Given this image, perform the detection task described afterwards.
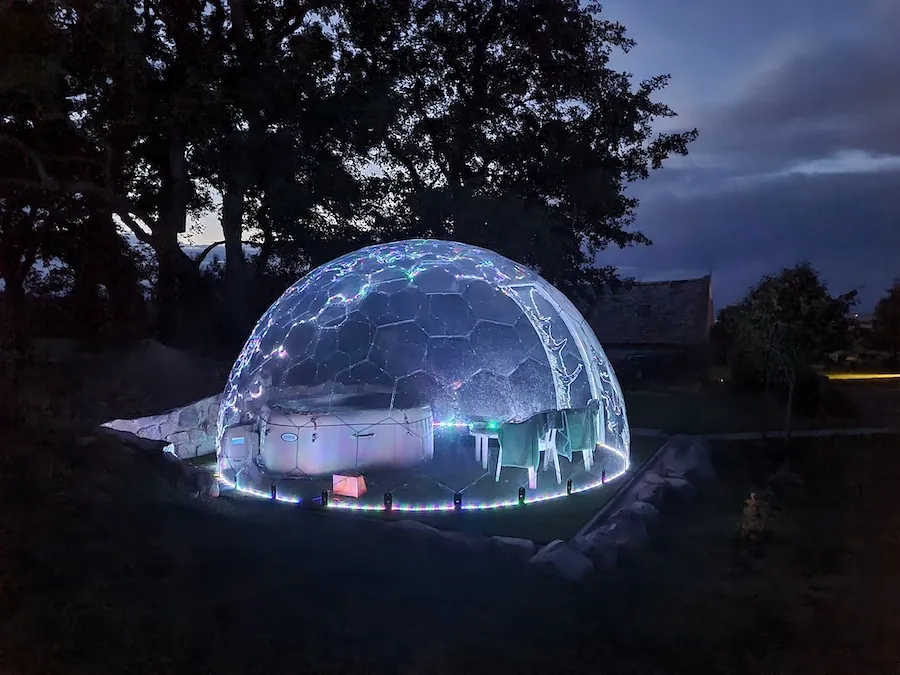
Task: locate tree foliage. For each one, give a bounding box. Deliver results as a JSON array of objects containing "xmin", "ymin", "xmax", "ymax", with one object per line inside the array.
[
  {"xmin": 872, "ymin": 280, "xmax": 900, "ymax": 361},
  {"xmin": 716, "ymin": 263, "xmax": 857, "ymax": 434},
  {"xmin": 358, "ymin": 0, "xmax": 696, "ymax": 297},
  {"xmin": 0, "ymin": 0, "xmax": 695, "ymax": 348}
]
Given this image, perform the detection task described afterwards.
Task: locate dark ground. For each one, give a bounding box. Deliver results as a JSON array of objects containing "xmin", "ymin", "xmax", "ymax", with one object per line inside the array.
[
  {"xmin": 3, "ymin": 343, "xmax": 900, "ymax": 674},
  {"xmin": 3, "ymin": 426, "xmax": 900, "ymax": 673}
]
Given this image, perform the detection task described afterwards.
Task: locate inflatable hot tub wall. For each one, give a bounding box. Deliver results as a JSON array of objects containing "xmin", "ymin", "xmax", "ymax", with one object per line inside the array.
[{"xmin": 217, "ymin": 239, "xmax": 629, "ymax": 497}]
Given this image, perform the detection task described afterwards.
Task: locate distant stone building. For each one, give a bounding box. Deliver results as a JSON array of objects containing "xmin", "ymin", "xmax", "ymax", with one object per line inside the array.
[{"xmin": 585, "ymin": 276, "xmax": 715, "ymax": 383}]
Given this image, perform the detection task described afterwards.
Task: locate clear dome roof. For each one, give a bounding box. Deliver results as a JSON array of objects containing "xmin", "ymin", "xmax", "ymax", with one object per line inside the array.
[{"xmin": 217, "ymin": 239, "xmax": 629, "ymax": 508}]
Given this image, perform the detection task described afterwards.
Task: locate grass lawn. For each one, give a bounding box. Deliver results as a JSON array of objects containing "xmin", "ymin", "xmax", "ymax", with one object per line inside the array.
[
  {"xmin": 220, "ymin": 434, "xmax": 664, "ymax": 544},
  {"xmin": 372, "ymin": 434, "xmax": 664, "ymax": 543},
  {"xmin": 590, "ymin": 432, "xmax": 900, "ymax": 674},
  {"xmin": 7, "ymin": 343, "xmax": 900, "ymax": 673},
  {"xmin": 4, "ymin": 417, "xmax": 900, "ymax": 673}
]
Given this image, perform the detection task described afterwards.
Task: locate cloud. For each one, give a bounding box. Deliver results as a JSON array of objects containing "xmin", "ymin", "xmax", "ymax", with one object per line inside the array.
[
  {"xmin": 692, "ymin": 9, "xmax": 900, "ymax": 173},
  {"xmin": 606, "ymin": 2, "xmax": 900, "ymax": 310},
  {"xmin": 608, "ymin": 167, "xmax": 900, "ymax": 310}
]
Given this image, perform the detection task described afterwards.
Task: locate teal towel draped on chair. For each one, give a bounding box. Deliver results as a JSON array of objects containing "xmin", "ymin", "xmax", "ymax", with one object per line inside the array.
[
  {"xmin": 497, "ymin": 415, "xmax": 543, "ymax": 470},
  {"xmin": 561, "ymin": 400, "xmax": 600, "ymax": 455}
]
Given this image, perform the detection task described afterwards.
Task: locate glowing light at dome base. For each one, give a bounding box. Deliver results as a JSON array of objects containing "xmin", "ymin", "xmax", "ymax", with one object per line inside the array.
[{"xmin": 216, "ymin": 445, "xmax": 629, "ymax": 513}]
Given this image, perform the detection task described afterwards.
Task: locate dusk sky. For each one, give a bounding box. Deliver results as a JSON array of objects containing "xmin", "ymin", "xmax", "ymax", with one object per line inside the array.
[
  {"xmin": 191, "ymin": 0, "xmax": 899, "ymax": 312},
  {"xmin": 598, "ymin": 0, "xmax": 899, "ymax": 311}
]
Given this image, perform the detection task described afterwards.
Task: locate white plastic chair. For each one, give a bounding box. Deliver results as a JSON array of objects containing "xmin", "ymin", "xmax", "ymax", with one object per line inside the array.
[
  {"xmin": 565, "ymin": 405, "xmax": 599, "ymax": 471},
  {"xmin": 494, "ymin": 441, "xmax": 539, "ymax": 490},
  {"xmin": 539, "ymin": 427, "xmax": 562, "ymax": 484}
]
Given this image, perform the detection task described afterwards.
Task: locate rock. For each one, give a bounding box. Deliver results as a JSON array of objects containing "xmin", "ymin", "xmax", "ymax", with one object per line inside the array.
[
  {"xmin": 634, "ymin": 478, "xmax": 669, "ymax": 506},
  {"xmin": 528, "ymin": 540, "xmax": 594, "ymax": 582},
  {"xmin": 641, "ymin": 471, "xmax": 667, "ymax": 485},
  {"xmin": 177, "ymin": 405, "xmax": 200, "ymax": 428},
  {"xmin": 606, "ymin": 507, "xmax": 650, "ymax": 552},
  {"xmin": 663, "ymin": 476, "xmax": 697, "ymax": 500},
  {"xmin": 570, "ymin": 529, "xmax": 619, "ymax": 570},
  {"xmin": 627, "ymin": 500, "xmax": 659, "ymax": 526},
  {"xmin": 490, "ymin": 536, "xmax": 537, "ymax": 562},
  {"xmin": 158, "ymin": 420, "xmax": 180, "ymax": 439},
  {"xmin": 442, "ymin": 531, "xmax": 490, "ymax": 552},
  {"xmin": 658, "ymin": 436, "xmax": 716, "ymax": 485},
  {"xmin": 184, "ymin": 467, "xmax": 219, "ymax": 499}
]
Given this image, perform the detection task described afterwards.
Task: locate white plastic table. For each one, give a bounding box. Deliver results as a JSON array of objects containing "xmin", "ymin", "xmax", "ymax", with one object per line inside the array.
[{"xmin": 470, "ymin": 428, "xmax": 499, "ymax": 469}]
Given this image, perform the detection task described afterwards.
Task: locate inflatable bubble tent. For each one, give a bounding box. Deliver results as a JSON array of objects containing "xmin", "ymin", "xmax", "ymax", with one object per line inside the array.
[{"xmin": 217, "ymin": 239, "xmax": 629, "ymax": 510}]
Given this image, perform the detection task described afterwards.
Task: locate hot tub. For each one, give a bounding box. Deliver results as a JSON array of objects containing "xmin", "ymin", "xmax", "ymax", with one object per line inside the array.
[{"xmin": 260, "ymin": 405, "xmax": 434, "ymax": 477}]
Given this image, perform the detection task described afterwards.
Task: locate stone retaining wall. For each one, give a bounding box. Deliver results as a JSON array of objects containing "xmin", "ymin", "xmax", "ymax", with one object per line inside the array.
[
  {"xmin": 102, "ymin": 394, "xmax": 222, "ymax": 460},
  {"xmin": 526, "ymin": 435, "xmax": 716, "ymax": 582}
]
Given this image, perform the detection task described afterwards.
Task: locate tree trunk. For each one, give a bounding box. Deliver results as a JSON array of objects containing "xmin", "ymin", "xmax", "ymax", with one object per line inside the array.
[
  {"xmin": 69, "ymin": 258, "xmax": 102, "ymax": 342},
  {"xmin": 221, "ymin": 173, "xmax": 250, "ymax": 338},
  {"xmin": 94, "ymin": 214, "xmax": 148, "ymax": 342},
  {"xmin": 1, "ymin": 272, "xmax": 27, "ymax": 350},
  {"xmin": 253, "ymin": 196, "xmax": 274, "ymax": 287},
  {"xmin": 153, "ymin": 134, "xmax": 201, "ymax": 345},
  {"xmin": 0, "ymin": 203, "xmax": 38, "ymax": 350},
  {"xmin": 761, "ymin": 366, "xmax": 771, "ymax": 441},
  {"xmin": 784, "ymin": 375, "xmax": 795, "ymax": 444},
  {"xmin": 153, "ymin": 230, "xmax": 196, "ymax": 345}
]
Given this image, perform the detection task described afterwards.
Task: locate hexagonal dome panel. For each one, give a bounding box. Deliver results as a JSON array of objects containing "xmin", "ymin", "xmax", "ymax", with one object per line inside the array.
[{"xmin": 217, "ymin": 239, "xmax": 629, "ymax": 508}]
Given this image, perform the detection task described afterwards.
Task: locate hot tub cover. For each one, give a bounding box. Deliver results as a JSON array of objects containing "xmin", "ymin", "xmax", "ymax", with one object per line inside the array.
[{"xmin": 218, "ymin": 239, "xmax": 629, "ymax": 457}]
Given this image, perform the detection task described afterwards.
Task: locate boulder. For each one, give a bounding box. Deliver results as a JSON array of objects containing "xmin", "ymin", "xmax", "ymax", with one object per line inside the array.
[
  {"xmin": 627, "ymin": 500, "xmax": 659, "ymax": 526},
  {"xmin": 640, "ymin": 471, "xmax": 668, "ymax": 485},
  {"xmin": 527, "ymin": 540, "xmax": 594, "ymax": 582},
  {"xmin": 570, "ymin": 529, "xmax": 619, "ymax": 571},
  {"xmin": 606, "ymin": 507, "xmax": 650, "ymax": 552},
  {"xmin": 181, "ymin": 465, "xmax": 219, "ymax": 499},
  {"xmin": 657, "ymin": 436, "xmax": 716, "ymax": 485},
  {"xmin": 102, "ymin": 393, "xmax": 222, "ymax": 460},
  {"xmin": 441, "ymin": 530, "xmax": 491, "ymax": 553},
  {"xmin": 490, "ymin": 536, "xmax": 537, "ymax": 563},
  {"xmin": 663, "ymin": 476, "xmax": 697, "ymax": 500},
  {"xmin": 634, "ymin": 476, "xmax": 669, "ymax": 506}
]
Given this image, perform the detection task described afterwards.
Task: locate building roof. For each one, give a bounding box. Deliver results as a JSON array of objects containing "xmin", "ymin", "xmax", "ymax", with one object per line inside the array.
[{"xmin": 585, "ymin": 276, "xmax": 713, "ymax": 346}]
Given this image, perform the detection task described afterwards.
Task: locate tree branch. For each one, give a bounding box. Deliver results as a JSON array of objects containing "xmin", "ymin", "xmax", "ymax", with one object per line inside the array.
[
  {"xmin": 0, "ymin": 133, "xmax": 157, "ymax": 246},
  {"xmin": 191, "ymin": 239, "xmax": 259, "ymax": 270},
  {"xmin": 384, "ymin": 135, "xmax": 425, "ymax": 191},
  {"xmin": 0, "ymin": 133, "xmax": 53, "ymax": 184},
  {"xmin": 274, "ymin": 0, "xmax": 331, "ymax": 41}
]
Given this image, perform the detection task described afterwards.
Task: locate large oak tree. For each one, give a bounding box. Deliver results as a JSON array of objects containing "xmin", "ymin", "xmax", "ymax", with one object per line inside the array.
[{"xmin": 1, "ymin": 0, "xmax": 695, "ymax": 345}]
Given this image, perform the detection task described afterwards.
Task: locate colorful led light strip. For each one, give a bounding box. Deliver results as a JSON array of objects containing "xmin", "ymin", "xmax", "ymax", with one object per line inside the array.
[
  {"xmin": 217, "ymin": 446, "xmax": 629, "ymax": 512},
  {"xmin": 218, "ymin": 475, "xmax": 302, "ymax": 504}
]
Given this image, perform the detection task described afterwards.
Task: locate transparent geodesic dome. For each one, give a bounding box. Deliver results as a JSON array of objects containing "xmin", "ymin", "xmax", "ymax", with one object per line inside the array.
[{"xmin": 217, "ymin": 239, "xmax": 629, "ymax": 508}]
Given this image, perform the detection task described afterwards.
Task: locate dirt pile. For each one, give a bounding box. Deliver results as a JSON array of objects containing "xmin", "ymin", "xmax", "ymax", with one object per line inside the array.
[
  {"xmin": 0, "ymin": 339, "xmax": 231, "ymax": 433},
  {"xmin": 0, "ymin": 426, "xmax": 218, "ymax": 516},
  {"xmin": 85, "ymin": 339, "xmax": 230, "ymax": 420}
]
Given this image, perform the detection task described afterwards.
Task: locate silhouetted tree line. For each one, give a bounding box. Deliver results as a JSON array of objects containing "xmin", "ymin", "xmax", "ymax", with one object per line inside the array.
[
  {"xmin": 0, "ymin": 0, "xmax": 696, "ymax": 352},
  {"xmin": 872, "ymin": 280, "xmax": 900, "ymax": 366}
]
